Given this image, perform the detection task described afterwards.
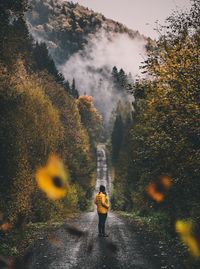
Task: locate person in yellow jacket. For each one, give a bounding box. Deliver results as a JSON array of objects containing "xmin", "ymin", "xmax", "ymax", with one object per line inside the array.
[{"xmin": 95, "ymin": 185, "xmax": 109, "ymax": 237}]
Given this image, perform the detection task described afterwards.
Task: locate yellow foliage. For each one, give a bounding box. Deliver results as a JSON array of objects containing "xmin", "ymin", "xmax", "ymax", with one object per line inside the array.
[
  {"xmin": 0, "ymin": 61, "xmax": 66, "ymax": 220},
  {"xmin": 0, "ymin": 59, "xmax": 96, "ymax": 220},
  {"xmin": 76, "ymin": 95, "xmax": 103, "ymax": 153}
]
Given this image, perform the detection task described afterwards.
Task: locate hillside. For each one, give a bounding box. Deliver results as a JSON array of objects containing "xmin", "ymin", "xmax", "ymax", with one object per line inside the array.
[{"xmin": 27, "ymin": 0, "xmax": 146, "ymax": 65}]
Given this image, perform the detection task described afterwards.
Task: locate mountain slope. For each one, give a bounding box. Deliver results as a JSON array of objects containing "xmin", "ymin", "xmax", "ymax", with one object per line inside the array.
[{"xmin": 27, "ymin": 0, "xmax": 146, "ymax": 65}]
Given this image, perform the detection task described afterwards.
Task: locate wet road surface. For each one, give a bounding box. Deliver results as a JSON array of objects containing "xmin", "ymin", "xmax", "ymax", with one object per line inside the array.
[
  {"xmin": 30, "ymin": 145, "xmax": 185, "ymax": 269},
  {"xmin": 30, "ymin": 212, "xmax": 156, "ymax": 269},
  {"xmin": 30, "ymin": 211, "xmax": 185, "ymax": 269}
]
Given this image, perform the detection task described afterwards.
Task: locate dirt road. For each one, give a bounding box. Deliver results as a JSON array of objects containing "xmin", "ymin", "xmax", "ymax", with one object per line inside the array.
[
  {"xmin": 30, "ymin": 211, "xmax": 185, "ymax": 269},
  {"xmin": 30, "ymin": 145, "xmax": 184, "ymax": 269}
]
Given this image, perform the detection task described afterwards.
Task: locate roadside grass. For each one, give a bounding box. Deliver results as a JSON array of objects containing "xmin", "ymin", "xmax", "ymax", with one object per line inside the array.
[
  {"xmin": 119, "ymin": 211, "xmax": 172, "ymax": 239},
  {"xmin": 0, "ymin": 213, "xmax": 78, "ymax": 258},
  {"xmin": 118, "ymin": 211, "xmax": 200, "ymax": 269}
]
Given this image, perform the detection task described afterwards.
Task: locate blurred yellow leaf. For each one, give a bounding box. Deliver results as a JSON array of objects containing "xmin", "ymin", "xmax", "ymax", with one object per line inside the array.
[
  {"xmin": 176, "ymin": 220, "xmax": 200, "ymax": 258},
  {"xmin": 35, "ymin": 155, "xmax": 69, "ymax": 200}
]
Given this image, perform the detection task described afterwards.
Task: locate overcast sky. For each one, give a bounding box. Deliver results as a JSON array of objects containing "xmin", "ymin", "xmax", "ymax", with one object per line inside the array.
[{"xmin": 69, "ymin": 0, "xmax": 191, "ymax": 38}]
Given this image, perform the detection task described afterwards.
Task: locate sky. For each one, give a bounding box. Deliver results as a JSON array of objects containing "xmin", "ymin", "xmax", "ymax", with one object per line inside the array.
[{"xmin": 69, "ymin": 0, "xmax": 191, "ymax": 39}]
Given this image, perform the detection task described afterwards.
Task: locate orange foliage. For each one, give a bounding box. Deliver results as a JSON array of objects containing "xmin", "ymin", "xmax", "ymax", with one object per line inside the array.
[
  {"xmin": 76, "ymin": 95, "xmax": 100, "ymax": 117},
  {"xmin": 76, "ymin": 95, "xmax": 102, "ymax": 150},
  {"xmin": 0, "ymin": 222, "xmax": 12, "ymax": 233}
]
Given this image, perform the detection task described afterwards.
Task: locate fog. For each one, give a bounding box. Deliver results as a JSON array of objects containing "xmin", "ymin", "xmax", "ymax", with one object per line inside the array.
[{"xmin": 59, "ymin": 29, "xmax": 146, "ymax": 122}]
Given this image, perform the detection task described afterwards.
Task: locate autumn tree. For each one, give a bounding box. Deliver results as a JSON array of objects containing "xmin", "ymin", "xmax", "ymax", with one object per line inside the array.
[
  {"xmin": 0, "ymin": 61, "xmax": 64, "ymax": 221},
  {"xmin": 111, "ymin": 0, "xmax": 200, "ymax": 226},
  {"xmin": 76, "ymin": 95, "xmax": 103, "ymax": 153}
]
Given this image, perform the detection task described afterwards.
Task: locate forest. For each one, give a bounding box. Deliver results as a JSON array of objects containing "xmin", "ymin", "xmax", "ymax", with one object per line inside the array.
[
  {"xmin": 0, "ymin": 0, "xmax": 199, "ymax": 268},
  {"xmin": 111, "ymin": 0, "xmax": 200, "ymax": 263},
  {"xmin": 27, "ymin": 0, "xmax": 144, "ymax": 64},
  {"xmin": 0, "ymin": 0, "xmax": 103, "ymax": 230}
]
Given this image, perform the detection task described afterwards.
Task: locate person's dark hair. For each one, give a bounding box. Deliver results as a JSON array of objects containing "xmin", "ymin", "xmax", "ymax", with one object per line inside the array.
[{"xmin": 99, "ymin": 185, "xmax": 105, "ymax": 192}]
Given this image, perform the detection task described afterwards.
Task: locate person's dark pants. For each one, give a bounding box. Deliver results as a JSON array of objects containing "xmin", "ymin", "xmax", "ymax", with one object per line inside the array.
[{"xmin": 98, "ymin": 213, "xmax": 107, "ymax": 235}]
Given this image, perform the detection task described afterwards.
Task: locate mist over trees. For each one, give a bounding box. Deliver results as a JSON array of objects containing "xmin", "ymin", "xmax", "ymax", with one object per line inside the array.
[
  {"xmin": 26, "ymin": 0, "xmax": 146, "ymax": 126},
  {"xmin": 27, "ymin": 0, "xmax": 143, "ymax": 65},
  {"xmin": 0, "ymin": 0, "xmax": 138, "ymax": 230}
]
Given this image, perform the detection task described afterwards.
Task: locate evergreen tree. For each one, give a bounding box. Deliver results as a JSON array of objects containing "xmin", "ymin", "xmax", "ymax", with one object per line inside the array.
[
  {"xmin": 71, "ymin": 78, "xmax": 79, "ymax": 99},
  {"xmin": 32, "ymin": 42, "xmax": 73, "ymax": 96},
  {"xmin": 111, "ymin": 114, "xmax": 124, "ymax": 164},
  {"xmin": 111, "ymin": 66, "xmax": 130, "ymax": 93},
  {"xmin": 112, "ymin": 66, "xmax": 118, "ymax": 79},
  {"xmin": 64, "ymin": 80, "xmax": 70, "ymax": 91},
  {"xmin": 127, "ymin": 72, "xmax": 134, "ymax": 84},
  {"xmin": 0, "ymin": 0, "xmax": 29, "ymax": 64},
  {"xmin": 33, "ymin": 42, "xmax": 58, "ymax": 76},
  {"xmin": 118, "ymin": 68, "xmax": 128, "ymax": 90}
]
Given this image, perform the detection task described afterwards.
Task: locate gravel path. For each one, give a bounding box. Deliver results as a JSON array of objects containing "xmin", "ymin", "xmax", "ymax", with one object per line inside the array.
[
  {"xmin": 30, "ymin": 211, "xmax": 155, "ymax": 269},
  {"xmin": 30, "ymin": 210, "xmax": 186, "ymax": 269}
]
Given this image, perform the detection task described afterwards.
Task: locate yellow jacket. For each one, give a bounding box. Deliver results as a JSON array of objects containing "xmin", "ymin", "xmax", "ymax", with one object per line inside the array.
[{"xmin": 95, "ymin": 192, "xmax": 109, "ymax": 214}]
